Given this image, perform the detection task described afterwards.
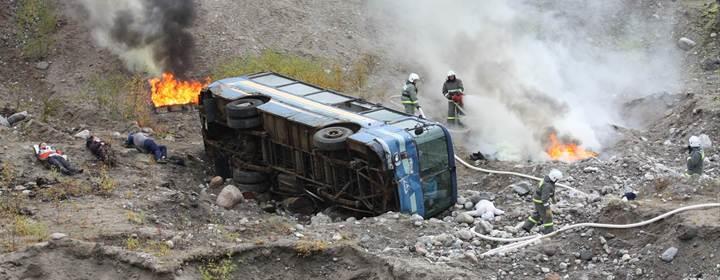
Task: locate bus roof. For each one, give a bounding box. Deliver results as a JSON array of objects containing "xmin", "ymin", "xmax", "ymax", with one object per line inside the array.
[{"xmin": 209, "ymin": 72, "xmax": 434, "ymax": 131}]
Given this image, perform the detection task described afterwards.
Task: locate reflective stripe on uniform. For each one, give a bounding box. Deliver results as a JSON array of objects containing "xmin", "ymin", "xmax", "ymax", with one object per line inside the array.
[
  {"xmin": 527, "ymin": 216, "xmax": 538, "ymax": 224},
  {"xmin": 401, "ymin": 101, "xmax": 418, "ymax": 104},
  {"xmin": 542, "ymin": 222, "xmax": 554, "ymax": 227},
  {"xmin": 447, "ymin": 117, "xmax": 458, "ymax": 120},
  {"xmin": 533, "ymin": 198, "xmax": 544, "ymax": 204}
]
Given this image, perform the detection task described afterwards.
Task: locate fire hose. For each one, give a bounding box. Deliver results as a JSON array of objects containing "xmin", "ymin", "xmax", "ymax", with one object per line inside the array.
[{"xmin": 471, "ymin": 203, "xmax": 720, "ymax": 256}]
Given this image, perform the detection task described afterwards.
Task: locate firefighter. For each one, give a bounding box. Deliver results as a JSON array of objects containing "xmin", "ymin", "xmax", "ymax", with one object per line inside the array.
[
  {"xmin": 401, "ymin": 73, "xmax": 421, "ymax": 115},
  {"xmin": 442, "ymin": 70, "xmax": 464, "ymax": 126},
  {"xmin": 686, "ymin": 135, "xmax": 704, "ymax": 176},
  {"xmin": 522, "ymin": 169, "xmax": 562, "ymax": 234}
]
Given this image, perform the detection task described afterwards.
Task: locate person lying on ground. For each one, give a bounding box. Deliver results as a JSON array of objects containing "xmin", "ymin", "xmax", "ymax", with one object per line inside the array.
[
  {"xmin": 0, "ymin": 107, "xmax": 29, "ymax": 127},
  {"xmin": 124, "ymin": 132, "xmax": 168, "ymax": 163},
  {"xmin": 86, "ymin": 135, "xmax": 115, "ymax": 166},
  {"xmin": 35, "ymin": 142, "xmax": 83, "ymax": 175}
]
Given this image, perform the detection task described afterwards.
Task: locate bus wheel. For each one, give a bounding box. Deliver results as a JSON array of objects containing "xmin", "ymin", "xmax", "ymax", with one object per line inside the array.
[
  {"xmin": 234, "ymin": 170, "xmax": 268, "ymax": 184},
  {"xmin": 313, "ymin": 126, "xmax": 353, "ymax": 151},
  {"xmin": 226, "ymin": 98, "xmax": 264, "ymax": 119},
  {"xmin": 227, "ymin": 116, "xmax": 261, "ymax": 129}
]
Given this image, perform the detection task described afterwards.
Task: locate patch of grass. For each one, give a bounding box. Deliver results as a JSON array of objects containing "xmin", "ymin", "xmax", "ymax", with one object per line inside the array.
[
  {"xmin": 12, "ymin": 215, "xmax": 48, "ymax": 242},
  {"xmin": 294, "ymin": 240, "xmax": 328, "ymax": 257},
  {"xmin": 16, "ymin": 0, "xmax": 57, "ymax": 60},
  {"xmin": 211, "ymin": 50, "xmax": 374, "ymax": 93},
  {"xmin": 126, "ymin": 237, "xmax": 140, "ymax": 251},
  {"xmin": 39, "ymin": 94, "xmax": 60, "ymax": 123},
  {"xmin": 1, "ymin": 161, "xmax": 16, "ymax": 187},
  {"xmin": 97, "ymin": 167, "xmax": 116, "ymax": 196},
  {"xmin": 83, "ymin": 73, "xmax": 154, "ymax": 127},
  {"xmin": 127, "ymin": 210, "xmax": 145, "ymax": 225},
  {"xmin": 199, "ymin": 255, "xmax": 236, "ymax": 280}
]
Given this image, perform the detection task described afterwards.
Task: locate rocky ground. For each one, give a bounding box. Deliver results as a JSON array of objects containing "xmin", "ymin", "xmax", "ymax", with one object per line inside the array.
[{"xmin": 1, "ymin": 0, "xmax": 720, "ymax": 279}]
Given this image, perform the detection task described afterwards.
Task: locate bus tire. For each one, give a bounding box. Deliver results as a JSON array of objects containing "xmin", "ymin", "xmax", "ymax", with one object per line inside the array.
[
  {"xmin": 236, "ymin": 183, "xmax": 269, "ymax": 193},
  {"xmin": 313, "ymin": 126, "xmax": 353, "ymax": 151},
  {"xmin": 203, "ymin": 96, "xmax": 218, "ymax": 123},
  {"xmin": 213, "ymin": 153, "xmax": 232, "ymax": 179},
  {"xmin": 226, "ymin": 98, "xmax": 264, "ymax": 119},
  {"xmin": 227, "ymin": 116, "xmax": 261, "ymax": 129},
  {"xmin": 234, "ymin": 170, "xmax": 267, "ymax": 184}
]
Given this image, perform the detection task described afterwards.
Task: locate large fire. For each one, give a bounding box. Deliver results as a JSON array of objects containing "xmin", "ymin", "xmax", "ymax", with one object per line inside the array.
[
  {"xmin": 545, "ymin": 133, "xmax": 598, "ymax": 162},
  {"xmin": 149, "ymin": 72, "xmax": 210, "ymax": 107}
]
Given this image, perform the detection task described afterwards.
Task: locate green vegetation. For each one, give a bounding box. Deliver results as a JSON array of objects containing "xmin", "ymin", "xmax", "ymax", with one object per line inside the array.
[
  {"xmin": 126, "ymin": 210, "xmax": 145, "ymax": 225},
  {"xmin": 212, "ymin": 50, "xmax": 374, "ymax": 94},
  {"xmin": 83, "ymin": 73, "xmax": 153, "ymax": 127},
  {"xmin": 98, "ymin": 167, "xmax": 117, "ymax": 196},
  {"xmin": 199, "ymin": 255, "xmax": 236, "ymax": 280},
  {"xmin": 16, "ymin": 0, "xmax": 57, "ymax": 60},
  {"xmin": 294, "ymin": 239, "xmax": 329, "ymax": 257}
]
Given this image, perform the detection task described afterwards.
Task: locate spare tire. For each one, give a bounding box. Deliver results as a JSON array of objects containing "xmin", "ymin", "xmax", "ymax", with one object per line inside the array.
[
  {"xmin": 313, "ymin": 126, "xmax": 353, "ymax": 151},
  {"xmin": 226, "ymin": 98, "xmax": 264, "ymax": 119},
  {"xmin": 234, "ymin": 170, "xmax": 268, "ymax": 184},
  {"xmin": 227, "ymin": 116, "xmax": 261, "ymax": 129}
]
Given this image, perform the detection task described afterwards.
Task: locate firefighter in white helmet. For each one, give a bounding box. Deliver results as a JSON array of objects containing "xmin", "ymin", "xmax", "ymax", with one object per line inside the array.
[
  {"xmin": 442, "ymin": 70, "xmax": 464, "ymax": 126},
  {"xmin": 401, "ymin": 73, "xmax": 421, "ymax": 115},
  {"xmin": 522, "ymin": 169, "xmax": 562, "ymax": 234},
  {"xmin": 686, "ymin": 135, "xmax": 704, "ymax": 176}
]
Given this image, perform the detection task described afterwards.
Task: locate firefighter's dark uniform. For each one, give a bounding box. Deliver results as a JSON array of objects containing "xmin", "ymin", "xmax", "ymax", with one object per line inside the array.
[
  {"xmin": 442, "ymin": 78, "xmax": 464, "ymax": 126},
  {"xmin": 686, "ymin": 147, "xmax": 704, "ymax": 176},
  {"xmin": 522, "ymin": 176, "xmax": 556, "ymax": 234},
  {"xmin": 401, "ymin": 81, "xmax": 420, "ymax": 115}
]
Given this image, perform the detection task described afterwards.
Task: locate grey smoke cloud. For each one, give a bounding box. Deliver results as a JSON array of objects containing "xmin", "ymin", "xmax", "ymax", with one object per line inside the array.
[
  {"xmin": 370, "ymin": 0, "xmax": 681, "ymax": 161},
  {"xmin": 78, "ymin": 0, "xmax": 195, "ymax": 77}
]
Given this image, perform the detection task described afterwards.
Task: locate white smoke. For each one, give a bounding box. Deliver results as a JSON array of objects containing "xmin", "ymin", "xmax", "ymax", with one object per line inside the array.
[{"xmin": 369, "ymin": 0, "xmax": 681, "ymax": 161}]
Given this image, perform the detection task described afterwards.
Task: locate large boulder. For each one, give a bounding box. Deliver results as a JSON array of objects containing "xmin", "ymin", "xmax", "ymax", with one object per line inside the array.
[{"xmin": 216, "ymin": 185, "xmax": 244, "ymax": 209}]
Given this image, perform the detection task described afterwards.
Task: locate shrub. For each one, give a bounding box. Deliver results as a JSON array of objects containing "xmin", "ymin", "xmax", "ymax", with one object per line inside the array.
[
  {"xmin": 199, "ymin": 256, "xmax": 236, "ymax": 280},
  {"xmin": 16, "ymin": 0, "xmax": 57, "ymax": 60},
  {"xmin": 294, "ymin": 240, "xmax": 328, "ymax": 257}
]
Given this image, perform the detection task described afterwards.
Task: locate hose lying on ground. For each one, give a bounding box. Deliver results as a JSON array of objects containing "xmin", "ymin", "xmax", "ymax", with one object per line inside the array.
[
  {"xmin": 455, "ymin": 155, "xmax": 588, "ymax": 196},
  {"xmin": 470, "ymin": 203, "xmax": 720, "ymax": 256}
]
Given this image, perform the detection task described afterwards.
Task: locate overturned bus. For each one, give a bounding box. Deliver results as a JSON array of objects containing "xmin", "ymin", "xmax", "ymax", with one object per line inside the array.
[{"xmin": 199, "ymin": 72, "xmax": 457, "ymax": 217}]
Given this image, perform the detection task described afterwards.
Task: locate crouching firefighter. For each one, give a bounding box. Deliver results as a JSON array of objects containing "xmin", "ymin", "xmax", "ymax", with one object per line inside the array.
[
  {"xmin": 522, "ymin": 169, "xmax": 562, "ymax": 234},
  {"xmin": 401, "ymin": 73, "xmax": 421, "ymax": 116},
  {"xmin": 442, "ymin": 70, "xmax": 464, "ymax": 126},
  {"xmin": 686, "ymin": 135, "xmax": 704, "ymax": 176}
]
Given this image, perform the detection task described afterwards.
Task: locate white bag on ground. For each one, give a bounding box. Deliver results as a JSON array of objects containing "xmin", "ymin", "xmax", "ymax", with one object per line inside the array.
[{"xmin": 465, "ymin": 200, "xmax": 504, "ymax": 220}]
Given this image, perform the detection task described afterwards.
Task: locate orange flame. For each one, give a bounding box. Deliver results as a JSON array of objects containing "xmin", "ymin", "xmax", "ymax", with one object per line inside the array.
[
  {"xmin": 149, "ymin": 72, "xmax": 210, "ymax": 107},
  {"xmin": 546, "ymin": 133, "xmax": 598, "ymax": 162}
]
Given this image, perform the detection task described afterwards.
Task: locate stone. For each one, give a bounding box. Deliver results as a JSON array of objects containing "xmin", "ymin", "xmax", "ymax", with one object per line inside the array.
[
  {"xmin": 635, "ymin": 268, "xmax": 643, "ymax": 276},
  {"xmin": 410, "ymin": 214, "xmax": 424, "ymax": 222},
  {"xmin": 511, "ymin": 181, "xmax": 532, "ymax": 196},
  {"xmin": 433, "ymin": 233, "xmax": 454, "ymax": 247},
  {"xmin": 542, "ymin": 244, "xmax": 558, "ymax": 257},
  {"xmin": 215, "ymin": 185, "xmax": 244, "ymax": 209},
  {"xmin": 701, "ymin": 58, "xmax": 720, "ymax": 71},
  {"xmin": 476, "ymin": 219, "xmax": 493, "ymax": 234},
  {"xmin": 583, "ymin": 167, "xmax": 599, "ymax": 173},
  {"xmin": 14, "ymin": 185, "xmax": 26, "ymax": 191},
  {"xmin": 457, "ymin": 197, "xmax": 467, "ymax": 205},
  {"xmin": 311, "ymin": 213, "xmax": 332, "ymax": 225},
  {"xmin": 660, "ymin": 247, "xmax": 678, "ymax": 262},
  {"xmin": 678, "ymin": 37, "xmax": 696, "ymax": 51},
  {"xmin": 332, "ymin": 233, "xmax": 343, "ymax": 241},
  {"xmin": 141, "ymin": 127, "xmax": 155, "ymax": 134},
  {"xmin": 544, "ymin": 273, "xmax": 561, "ymax": 280},
  {"xmin": 464, "ymin": 201, "xmax": 474, "ymax": 210},
  {"xmin": 677, "ymin": 224, "xmax": 698, "ymax": 241},
  {"xmin": 165, "ymin": 240, "xmax": 174, "ymax": 249},
  {"xmin": 456, "ymin": 229, "xmax": 473, "ymax": 241},
  {"xmin": 209, "ymin": 176, "xmax": 224, "ymax": 188},
  {"xmin": 413, "ymin": 221, "xmax": 423, "ymax": 227},
  {"xmin": 464, "ymin": 251, "xmax": 478, "ymax": 263},
  {"xmin": 541, "ymin": 267, "xmax": 550, "ymax": 273},
  {"xmin": 454, "ymin": 213, "xmax": 475, "ymax": 224},
  {"xmin": 50, "ymin": 233, "xmax": 67, "ymax": 240},
  {"xmin": 74, "ymin": 129, "xmax": 91, "ymax": 139},
  {"xmin": 580, "ymin": 249, "xmax": 593, "ymax": 261},
  {"xmin": 559, "ymin": 262, "xmax": 568, "ymax": 270},
  {"xmin": 621, "ymin": 254, "xmax": 631, "ymax": 262},
  {"xmin": 35, "ymin": 61, "xmax": 50, "ymax": 70}
]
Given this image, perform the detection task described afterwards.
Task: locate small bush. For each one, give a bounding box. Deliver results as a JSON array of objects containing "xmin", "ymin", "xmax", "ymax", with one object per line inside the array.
[
  {"xmin": 16, "ymin": 0, "xmax": 57, "ymax": 60},
  {"xmin": 199, "ymin": 256, "xmax": 236, "ymax": 280},
  {"xmin": 13, "ymin": 216, "xmax": 48, "ymax": 242},
  {"xmin": 126, "ymin": 237, "xmax": 140, "ymax": 251},
  {"xmin": 1, "ymin": 161, "xmax": 16, "ymax": 187},
  {"xmin": 98, "ymin": 167, "xmax": 116, "ymax": 196},
  {"xmin": 127, "ymin": 210, "xmax": 145, "ymax": 225},
  {"xmin": 211, "ymin": 50, "xmax": 373, "ymax": 93},
  {"xmin": 294, "ymin": 240, "xmax": 328, "ymax": 257}
]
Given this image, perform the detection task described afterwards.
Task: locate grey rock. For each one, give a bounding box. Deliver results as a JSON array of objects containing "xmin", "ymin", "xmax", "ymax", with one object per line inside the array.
[
  {"xmin": 216, "ymin": 185, "xmax": 244, "ymax": 209},
  {"xmin": 50, "ymin": 232, "xmax": 67, "ymax": 240},
  {"xmin": 677, "ymin": 224, "xmax": 698, "ymax": 241},
  {"xmin": 511, "ymin": 181, "xmax": 532, "ymax": 196},
  {"xmin": 678, "ymin": 37, "xmax": 696, "ymax": 51},
  {"xmin": 464, "ymin": 201, "xmax": 474, "ymax": 210},
  {"xmin": 457, "ymin": 197, "xmax": 467, "ymax": 205},
  {"xmin": 0, "ymin": 116, "xmax": 9, "ymax": 127},
  {"xmin": 433, "ymin": 233, "xmax": 454, "ymax": 247},
  {"xmin": 456, "ymin": 229, "xmax": 473, "ymax": 241},
  {"xmin": 559, "ymin": 262, "xmax": 568, "ymax": 270},
  {"xmin": 209, "ymin": 176, "xmax": 224, "ymax": 188},
  {"xmin": 74, "ymin": 129, "xmax": 91, "ymax": 139},
  {"xmin": 542, "ymin": 244, "xmax": 558, "ymax": 257},
  {"xmin": 477, "ymin": 219, "xmax": 493, "ymax": 234},
  {"xmin": 410, "ymin": 214, "xmax": 424, "ymax": 222},
  {"xmin": 141, "ymin": 127, "xmax": 155, "ymax": 134},
  {"xmin": 635, "ymin": 268, "xmax": 643, "ymax": 276},
  {"xmin": 583, "ymin": 167, "xmax": 599, "ymax": 173},
  {"xmin": 311, "ymin": 213, "xmax": 332, "ymax": 225},
  {"xmin": 413, "ymin": 221, "xmax": 423, "ymax": 227},
  {"xmin": 701, "ymin": 58, "xmax": 720, "ymax": 71},
  {"xmin": 14, "ymin": 185, "xmax": 26, "ymax": 191},
  {"xmin": 660, "ymin": 247, "xmax": 678, "ymax": 262},
  {"xmin": 580, "ymin": 249, "xmax": 593, "ymax": 261},
  {"xmin": 454, "ymin": 213, "xmax": 475, "ymax": 224},
  {"xmin": 35, "ymin": 61, "xmax": 50, "ymax": 70}
]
